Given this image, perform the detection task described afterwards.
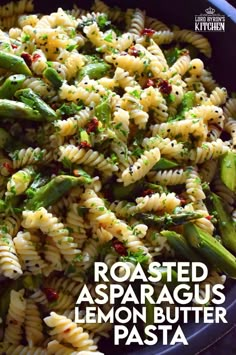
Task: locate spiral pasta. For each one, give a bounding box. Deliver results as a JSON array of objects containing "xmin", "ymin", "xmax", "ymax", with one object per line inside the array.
[
  {"xmin": 14, "ymin": 231, "xmax": 46, "ymax": 274},
  {"xmin": 4, "ymin": 289, "xmax": 26, "ymax": 345},
  {"xmin": 0, "ymin": 232, "xmax": 22, "ymax": 279},
  {"xmin": 174, "ymin": 29, "xmax": 212, "ymax": 57},
  {"xmin": 0, "ymin": 1, "xmax": 234, "ymax": 353},
  {"xmin": 22, "ymin": 207, "xmax": 81, "ymax": 263},
  {"xmin": 185, "ymin": 167, "xmax": 206, "ymax": 202},
  {"xmin": 10, "ymin": 147, "xmax": 52, "ymax": 169},
  {"xmin": 189, "ymin": 139, "xmax": 230, "ymax": 164},
  {"xmin": 120, "ymin": 147, "xmax": 160, "ymax": 186},
  {"xmin": 59, "ymin": 145, "xmax": 118, "ymax": 176},
  {"xmin": 136, "ymin": 192, "xmax": 181, "ymax": 213},
  {"xmin": 25, "ymin": 299, "xmax": 44, "ymax": 346},
  {"xmin": 148, "ymin": 169, "xmax": 186, "ymax": 185},
  {"xmin": 47, "ymin": 340, "xmax": 104, "ymax": 355},
  {"xmin": 44, "ymin": 312, "xmax": 98, "ymax": 351},
  {"xmin": 0, "ymin": 343, "xmax": 47, "ymax": 355}
]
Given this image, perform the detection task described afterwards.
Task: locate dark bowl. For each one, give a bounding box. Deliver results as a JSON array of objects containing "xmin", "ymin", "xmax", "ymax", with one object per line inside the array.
[{"xmin": 1, "ymin": 0, "xmax": 236, "ymax": 354}]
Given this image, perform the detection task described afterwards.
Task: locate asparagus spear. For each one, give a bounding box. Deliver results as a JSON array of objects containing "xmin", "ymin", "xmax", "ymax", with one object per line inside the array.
[
  {"xmin": 153, "ymin": 158, "xmax": 179, "ymax": 171},
  {"xmin": 25, "ymin": 175, "xmax": 92, "ymax": 210},
  {"xmin": 112, "ymin": 181, "xmax": 144, "ymax": 200},
  {"xmin": 177, "ymin": 91, "xmax": 195, "ymax": 117},
  {"xmin": 0, "ymin": 200, "xmax": 6, "ymax": 213},
  {"xmin": 164, "ymin": 47, "xmax": 181, "ymax": 66},
  {"xmin": 15, "ymin": 88, "xmax": 57, "ymax": 121},
  {"xmin": 211, "ymin": 192, "xmax": 236, "ymax": 253},
  {"xmin": 161, "ymin": 230, "xmax": 206, "ymax": 263},
  {"xmin": 0, "ymin": 99, "xmax": 44, "ymax": 121},
  {"xmin": 43, "ymin": 67, "xmax": 63, "ymax": 89},
  {"xmin": 220, "ymin": 151, "xmax": 236, "ymax": 192},
  {"xmin": 135, "ymin": 211, "xmax": 203, "ymax": 228},
  {"xmin": 0, "ymin": 74, "xmax": 25, "ymax": 99},
  {"xmin": 184, "ymin": 223, "xmax": 236, "ymax": 278},
  {"xmin": 77, "ymin": 62, "xmax": 110, "ymax": 81},
  {"xmin": 0, "ymin": 51, "xmax": 32, "ymax": 76},
  {"xmin": 95, "ymin": 97, "xmax": 111, "ymax": 126}
]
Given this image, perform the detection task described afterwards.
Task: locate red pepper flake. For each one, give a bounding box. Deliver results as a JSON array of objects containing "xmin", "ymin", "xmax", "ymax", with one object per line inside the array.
[
  {"xmin": 128, "ymin": 46, "xmax": 140, "ymax": 57},
  {"xmin": 180, "ymin": 49, "xmax": 189, "ymax": 56},
  {"xmin": 50, "ymin": 103, "xmax": 59, "ymax": 110},
  {"xmin": 3, "ymin": 162, "xmax": 13, "ymax": 174},
  {"xmin": 73, "ymin": 169, "xmax": 80, "ymax": 176},
  {"xmin": 21, "ymin": 52, "xmax": 32, "ymax": 67},
  {"xmin": 113, "ymin": 240, "xmax": 127, "ymax": 256},
  {"xmin": 32, "ymin": 53, "xmax": 41, "ymax": 62},
  {"xmin": 79, "ymin": 141, "xmax": 92, "ymax": 149},
  {"xmin": 86, "ymin": 117, "xmax": 99, "ymax": 133},
  {"xmin": 9, "ymin": 319, "xmax": 18, "ymax": 325},
  {"xmin": 206, "ymin": 215, "xmax": 213, "ymax": 220},
  {"xmin": 142, "ymin": 189, "xmax": 155, "ymax": 197},
  {"xmin": 42, "ymin": 288, "xmax": 59, "ymax": 302},
  {"xmin": 63, "ymin": 328, "xmax": 71, "ymax": 333},
  {"xmin": 179, "ymin": 198, "xmax": 187, "ymax": 205},
  {"xmin": 140, "ymin": 28, "xmax": 155, "ymax": 36},
  {"xmin": 144, "ymin": 79, "xmax": 155, "ymax": 88},
  {"xmin": 157, "ymin": 79, "xmax": 172, "ymax": 95},
  {"xmin": 11, "ymin": 44, "xmax": 18, "ymax": 49}
]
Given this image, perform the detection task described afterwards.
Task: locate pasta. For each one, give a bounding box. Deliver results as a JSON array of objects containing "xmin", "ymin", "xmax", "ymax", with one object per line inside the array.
[
  {"xmin": 44, "ymin": 312, "xmax": 98, "ymax": 351},
  {"xmin": 4, "ymin": 289, "xmax": 26, "ymax": 345},
  {"xmin": 0, "ymin": 1, "xmax": 234, "ymax": 354}
]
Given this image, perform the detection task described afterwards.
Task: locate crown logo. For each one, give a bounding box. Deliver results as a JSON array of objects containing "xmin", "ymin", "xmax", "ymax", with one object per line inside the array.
[{"xmin": 205, "ymin": 7, "xmax": 215, "ymax": 15}]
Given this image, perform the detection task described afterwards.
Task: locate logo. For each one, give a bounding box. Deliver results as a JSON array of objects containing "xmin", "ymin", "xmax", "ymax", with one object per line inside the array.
[
  {"xmin": 195, "ymin": 7, "xmax": 225, "ymax": 32},
  {"xmin": 205, "ymin": 7, "xmax": 215, "ymax": 15}
]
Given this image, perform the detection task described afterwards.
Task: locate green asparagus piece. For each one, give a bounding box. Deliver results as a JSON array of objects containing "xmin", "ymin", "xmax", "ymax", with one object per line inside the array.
[
  {"xmin": 0, "ymin": 199, "xmax": 6, "ymax": 213},
  {"xmin": 95, "ymin": 97, "xmax": 111, "ymax": 126},
  {"xmin": 144, "ymin": 183, "xmax": 168, "ymax": 194},
  {"xmin": 0, "ymin": 99, "xmax": 44, "ymax": 121},
  {"xmin": 43, "ymin": 67, "xmax": 63, "ymax": 89},
  {"xmin": 77, "ymin": 62, "xmax": 110, "ymax": 80},
  {"xmin": 0, "ymin": 51, "xmax": 32, "ymax": 76},
  {"xmin": 161, "ymin": 230, "xmax": 206, "ymax": 263},
  {"xmin": 112, "ymin": 181, "xmax": 144, "ymax": 200},
  {"xmin": 164, "ymin": 47, "xmax": 181, "ymax": 66},
  {"xmin": 25, "ymin": 175, "xmax": 92, "ymax": 210},
  {"xmin": 211, "ymin": 192, "xmax": 236, "ymax": 253},
  {"xmin": 220, "ymin": 151, "xmax": 236, "ymax": 192},
  {"xmin": 0, "ymin": 74, "xmax": 25, "ymax": 99},
  {"xmin": 178, "ymin": 91, "xmax": 195, "ymax": 116},
  {"xmin": 168, "ymin": 91, "xmax": 195, "ymax": 122},
  {"xmin": 80, "ymin": 130, "xmax": 91, "ymax": 145},
  {"xmin": 111, "ymin": 181, "xmax": 167, "ymax": 200},
  {"xmin": 15, "ymin": 88, "xmax": 57, "ymax": 121},
  {"xmin": 184, "ymin": 223, "xmax": 236, "ymax": 278},
  {"xmin": 135, "ymin": 211, "xmax": 203, "ymax": 228},
  {"xmin": 153, "ymin": 158, "xmax": 179, "ymax": 170}
]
